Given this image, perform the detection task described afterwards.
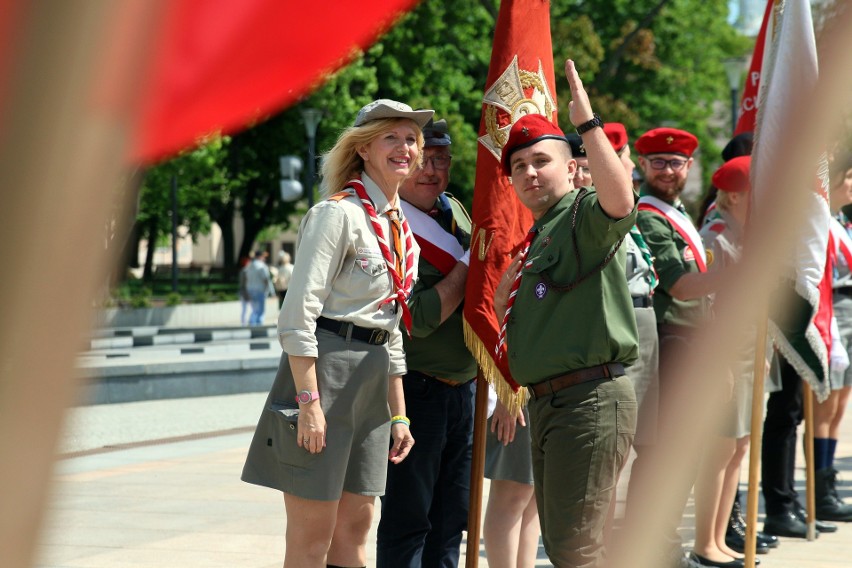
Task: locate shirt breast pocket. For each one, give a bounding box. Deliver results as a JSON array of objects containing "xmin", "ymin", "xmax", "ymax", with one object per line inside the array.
[
  {"xmin": 522, "ymin": 248, "xmax": 560, "ymax": 278},
  {"xmin": 355, "ymin": 257, "xmax": 389, "ymax": 277},
  {"xmin": 354, "ymin": 256, "xmax": 391, "ymax": 297}
]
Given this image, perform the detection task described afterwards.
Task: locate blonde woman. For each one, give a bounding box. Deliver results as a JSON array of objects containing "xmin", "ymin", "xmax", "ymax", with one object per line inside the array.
[{"xmin": 242, "ymin": 99, "xmax": 433, "ymax": 568}]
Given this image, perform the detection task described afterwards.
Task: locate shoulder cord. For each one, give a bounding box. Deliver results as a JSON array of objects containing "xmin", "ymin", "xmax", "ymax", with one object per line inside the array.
[{"xmin": 538, "ymin": 187, "xmax": 625, "ymax": 293}]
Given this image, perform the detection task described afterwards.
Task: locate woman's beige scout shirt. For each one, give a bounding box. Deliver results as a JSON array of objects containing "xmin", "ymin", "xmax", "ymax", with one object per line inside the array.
[{"xmin": 277, "ymin": 173, "xmax": 419, "ymax": 377}]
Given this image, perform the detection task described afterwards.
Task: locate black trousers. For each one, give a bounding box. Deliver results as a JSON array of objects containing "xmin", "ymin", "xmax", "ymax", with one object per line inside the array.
[{"xmin": 761, "ymin": 357, "xmax": 803, "ymax": 515}]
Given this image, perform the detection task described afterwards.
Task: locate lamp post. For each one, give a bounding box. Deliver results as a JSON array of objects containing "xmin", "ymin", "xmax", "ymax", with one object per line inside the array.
[
  {"xmin": 723, "ymin": 57, "xmax": 747, "ymax": 135},
  {"xmin": 300, "ymin": 108, "xmax": 323, "ymax": 208}
]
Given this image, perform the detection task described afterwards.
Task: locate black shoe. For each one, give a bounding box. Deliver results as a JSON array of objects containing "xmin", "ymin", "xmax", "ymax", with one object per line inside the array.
[
  {"xmin": 793, "ymin": 502, "xmax": 837, "ymax": 533},
  {"xmin": 726, "ymin": 500, "xmax": 770, "ymax": 555},
  {"xmin": 757, "ymin": 531, "xmax": 780, "ymax": 549},
  {"xmin": 689, "ymin": 552, "xmax": 745, "ymax": 567},
  {"xmin": 724, "ymin": 527, "xmax": 770, "ymax": 555},
  {"xmin": 763, "ymin": 511, "xmax": 814, "ymax": 538},
  {"xmin": 815, "ymin": 468, "xmax": 852, "ymax": 521}
]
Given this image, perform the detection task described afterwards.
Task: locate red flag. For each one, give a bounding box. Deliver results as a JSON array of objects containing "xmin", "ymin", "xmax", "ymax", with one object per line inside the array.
[
  {"xmin": 130, "ymin": 0, "xmax": 419, "ymax": 164},
  {"xmin": 734, "ymin": 0, "xmax": 775, "ymax": 135},
  {"xmin": 462, "ymin": 0, "xmax": 556, "ymax": 413}
]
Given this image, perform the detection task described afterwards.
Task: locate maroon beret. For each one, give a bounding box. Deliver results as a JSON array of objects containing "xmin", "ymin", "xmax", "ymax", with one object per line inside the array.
[
  {"xmin": 712, "ymin": 155, "xmax": 751, "ymax": 193},
  {"xmin": 635, "ymin": 127, "xmax": 699, "ymax": 157},
  {"xmin": 501, "ymin": 114, "xmax": 567, "ymax": 175},
  {"xmin": 603, "ymin": 122, "xmax": 628, "ymax": 152}
]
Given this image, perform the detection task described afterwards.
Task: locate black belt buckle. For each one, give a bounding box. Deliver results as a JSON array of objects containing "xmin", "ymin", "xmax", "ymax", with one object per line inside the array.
[
  {"xmin": 632, "ymin": 295, "xmax": 651, "ymax": 308},
  {"xmin": 369, "ymin": 329, "xmax": 388, "ymax": 345}
]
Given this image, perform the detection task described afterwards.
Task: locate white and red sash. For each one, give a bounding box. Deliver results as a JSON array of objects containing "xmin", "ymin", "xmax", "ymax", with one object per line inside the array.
[
  {"xmin": 348, "ymin": 178, "xmax": 416, "ymax": 333},
  {"xmin": 830, "ymin": 216, "xmax": 852, "ymax": 269},
  {"xmin": 400, "ymin": 200, "xmax": 465, "ymax": 276},
  {"xmin": 638, "ymin": 195, "xmax": 707, "ymax": 272}
]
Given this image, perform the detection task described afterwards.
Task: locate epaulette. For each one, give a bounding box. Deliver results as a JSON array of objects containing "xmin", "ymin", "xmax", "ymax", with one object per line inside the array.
[
  {"xmin": 443, "ymin": 192, "xmax": 472, "ymax": 223},
  {"xmin": 327, "ymin": 189, "xmax": 354, "ymax": 203}
]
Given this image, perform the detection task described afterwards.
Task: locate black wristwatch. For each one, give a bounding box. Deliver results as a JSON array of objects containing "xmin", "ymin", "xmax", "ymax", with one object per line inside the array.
[{"xmin": 575, "ymin": 113, "xmax": 603, "ymax": 135}]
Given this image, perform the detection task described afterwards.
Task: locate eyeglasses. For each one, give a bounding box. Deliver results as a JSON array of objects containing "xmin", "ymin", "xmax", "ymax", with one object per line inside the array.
[
  {"xmin": 421, "ymin": 154, "xmax": 452, "ymax": 171},
  {"xmin": 648, "ymin": 158, "xmax": 688, "ymax": 171},
  {"xmin": 576, "ymin": 166, "xmax": 592, "ymax": 177}
]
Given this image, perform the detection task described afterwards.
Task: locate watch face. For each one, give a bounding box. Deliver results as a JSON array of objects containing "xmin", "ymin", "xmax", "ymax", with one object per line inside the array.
[{"xmin": 296, "ymin": 391, "xmax": 311, "ymax": 403}]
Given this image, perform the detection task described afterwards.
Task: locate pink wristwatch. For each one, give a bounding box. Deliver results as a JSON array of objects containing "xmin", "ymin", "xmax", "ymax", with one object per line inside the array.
[{"xmin": 295, "ymin": 390, "xmax": 320, "ymax": 404}]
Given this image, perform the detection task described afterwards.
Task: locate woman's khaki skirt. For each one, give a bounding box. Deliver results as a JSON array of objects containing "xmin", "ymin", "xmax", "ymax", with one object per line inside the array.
[{"xmin": 241, "ymin": 329, "xmax": 392, "ymax": 501}]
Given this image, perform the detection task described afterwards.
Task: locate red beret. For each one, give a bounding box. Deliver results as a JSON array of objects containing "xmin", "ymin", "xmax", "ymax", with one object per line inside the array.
[
  {"xmin": 711, "ymin": 155, "xmax": 751, "ymax": 193},
  {"xmin": 603, "ymin": 123, "xmax": 628, "ymax": 152},
  {"xmin": 635, "ymin": 127, "xmax": 698, "ymax": 157},
  {"xmin": 501, "ymin": 114, "xmax": 567, "ymax": 175}
]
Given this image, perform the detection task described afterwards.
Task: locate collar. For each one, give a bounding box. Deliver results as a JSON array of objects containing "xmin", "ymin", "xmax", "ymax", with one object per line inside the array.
[
  {"xmin": 534, "ymin": 191, "xmax": 576, "ymax": 231},
  {"xmin": 718, "ymin": 209, "xmax": 743, "ymax": 239},
  {"xmin": 360, "ymin": 173, "xmax": 397, "ymax": 214}
]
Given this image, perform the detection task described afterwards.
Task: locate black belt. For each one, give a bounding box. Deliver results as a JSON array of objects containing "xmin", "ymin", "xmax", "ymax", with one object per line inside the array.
[
  {"xmin": 836, "ymin": 286, "xmax": 852, "ymax": 297},
  {"xmin": 632, "ymin": 295, "xmax": 652, "ymax": 308},
  {"xmin": 316, "ymin": 316, "xmax": 389, "ymax": 345},
  {"xmin": 528, "ymin": 363, "xmax": 625, "ymax": 400}
]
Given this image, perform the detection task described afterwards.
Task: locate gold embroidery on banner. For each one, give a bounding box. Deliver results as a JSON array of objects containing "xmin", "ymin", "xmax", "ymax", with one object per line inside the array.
[
  {"xmin": 479, "ymin": 56, "xmax": 557, "ymax": 161},
  {"xmin": 470, "ymin": 224, "xmax": 496, "ymax": 261}
]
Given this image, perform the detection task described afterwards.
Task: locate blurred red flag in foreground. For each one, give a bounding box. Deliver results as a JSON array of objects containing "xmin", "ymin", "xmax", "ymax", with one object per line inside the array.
[{"xmin": 130, "ymin": 0, "xmax": 419, "ymax": 163}]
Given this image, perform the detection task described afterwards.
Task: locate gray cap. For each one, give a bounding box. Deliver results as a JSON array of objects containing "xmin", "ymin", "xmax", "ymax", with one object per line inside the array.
[
  {"xmin": 354, "ymin": 99, "xmax": 434, "ymax": 128},
  {"xmin": 423, "ymin": 118, "xmax": 451, "ymax": 147}
]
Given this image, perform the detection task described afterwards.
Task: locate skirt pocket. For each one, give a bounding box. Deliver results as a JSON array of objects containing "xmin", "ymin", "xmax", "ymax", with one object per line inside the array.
[{"xmin": 267, "ymin": 400, "xmax": 316, "ymax": 469}]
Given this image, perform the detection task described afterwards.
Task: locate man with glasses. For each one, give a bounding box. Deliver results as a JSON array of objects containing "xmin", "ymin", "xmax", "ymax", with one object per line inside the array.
[
  {"xmin": 629, "ymin": 127, "xmax": 728, "ymax": 568},
  {"xmin": 376, "ymin": 118, "xmax": 477, "ymax": 567}
]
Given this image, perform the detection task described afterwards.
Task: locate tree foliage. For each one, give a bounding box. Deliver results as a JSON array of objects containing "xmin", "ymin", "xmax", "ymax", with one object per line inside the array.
[{"xmin": 134, "ymin": 0, "xmax": 754, "ymax": 278}]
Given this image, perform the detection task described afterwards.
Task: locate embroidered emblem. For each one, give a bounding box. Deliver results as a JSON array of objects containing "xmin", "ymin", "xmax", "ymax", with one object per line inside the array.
[
  {"xmin": 666, "ymin": 136, "xmax": 674, "ymax": 144},
  {"xmin": 358, "ymin": 258, "xmax": 369, "ymax": 271},
  {"xmin": 535, "ymin": 282, "xmax": 548, "ymax": 299},
  {"xmin": 357, "ymin": 247, "xmax": 382, "ymax": 258},
  {"xmin": 706, "ymin": 249, "xmax": 714, "ymax": 266},
  {"xmin": 522, "ymin": 126, "xmax": 530, "ymax": 136},
  {"xmin": 478, "ymin": 55, "xmax": 557, "ymax": 161},
  {"xmin": 683, "ymin": 246, "xmax": 695, "ymax": 262},
  {"xmin": 579, "ymin": 143, "xmax": 586, "ymax": 154}
]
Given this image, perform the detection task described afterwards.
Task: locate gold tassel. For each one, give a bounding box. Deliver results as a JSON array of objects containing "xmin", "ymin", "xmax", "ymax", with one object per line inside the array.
[{"xmin": 463, "ymin": 319, "xmax": 528, "ymax": 416}]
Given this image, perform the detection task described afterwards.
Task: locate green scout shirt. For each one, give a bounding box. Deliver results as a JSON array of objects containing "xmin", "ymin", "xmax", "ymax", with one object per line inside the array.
[
  {"xmin": 635, "ymin": 184, "xmax": 709, "ymax": 327},
  {"xmin": 403, "ymin": 194, "xmax": 477, "ymax": 383},
  {"xmin": 506, "ymin": 188, "xmax": 639, "ymax": 386}
]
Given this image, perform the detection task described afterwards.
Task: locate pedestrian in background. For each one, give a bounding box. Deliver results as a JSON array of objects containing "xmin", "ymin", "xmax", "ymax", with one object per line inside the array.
[
  {"xmin": 245, "ymin": 250, "xmax": 275, "ymax": 326},
  {"xmin": 274, "ymin": 250, "xmax": 294, "ymax": 308}
]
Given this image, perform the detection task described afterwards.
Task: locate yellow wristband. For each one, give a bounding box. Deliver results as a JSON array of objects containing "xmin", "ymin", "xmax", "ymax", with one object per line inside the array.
[{"xmin": 391, "ymin": 415, "xmax": 411, "ymax": 427}]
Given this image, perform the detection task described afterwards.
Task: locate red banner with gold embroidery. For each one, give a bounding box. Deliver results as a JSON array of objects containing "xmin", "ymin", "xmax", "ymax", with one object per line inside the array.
[{"xmin": 462, "ymin": 0, "xmax": 556, "ymax": 413}]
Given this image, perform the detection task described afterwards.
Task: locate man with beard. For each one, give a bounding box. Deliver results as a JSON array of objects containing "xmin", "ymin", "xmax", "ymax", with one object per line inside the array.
[{"xmin": 629, "ymin": 128, "xmax": 728, "ymax": 568}]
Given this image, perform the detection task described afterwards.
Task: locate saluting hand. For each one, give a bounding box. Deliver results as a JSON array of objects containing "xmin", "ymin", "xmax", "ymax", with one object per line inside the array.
[
  {"xmin": 389, "ymin": 423, "xmax": 415, "ymax": 464},
  {"xmin": 564, "ymin": 59, "xmax": 594, "ymax": 128}
]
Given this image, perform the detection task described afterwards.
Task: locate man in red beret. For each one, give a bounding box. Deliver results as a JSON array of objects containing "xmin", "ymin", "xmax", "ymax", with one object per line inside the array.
[
  {"xmin": 630, "ymin": 128, "xmax": 730, "ymax": 567},
  {"xmin": 493, "ymin": 59, "xmax": 638, "ymax": 567}
]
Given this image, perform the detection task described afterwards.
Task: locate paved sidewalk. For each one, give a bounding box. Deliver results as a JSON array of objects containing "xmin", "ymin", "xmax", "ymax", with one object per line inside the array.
[{"xmin": 36, "ymin": 394, "xmax": 852, "ymax": 567}]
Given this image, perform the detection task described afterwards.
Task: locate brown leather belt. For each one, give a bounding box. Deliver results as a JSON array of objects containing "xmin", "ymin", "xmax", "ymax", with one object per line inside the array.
[{"xmin": 527, "ymin": 363, "xmax": 625, "ymax": 400}]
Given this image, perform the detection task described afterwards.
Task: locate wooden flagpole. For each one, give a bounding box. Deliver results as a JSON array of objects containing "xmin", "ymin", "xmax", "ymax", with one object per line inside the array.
[
  {"xmin": 744, "ymin": 311, "xmax": 768, "ymax": 568},
  {"xmin": 466, "ymin": 372, "xmax": 489, "ymax": 567},
  {"xmin": 803, "ymin": 382, "xmax": 818, "ymax": 540}
]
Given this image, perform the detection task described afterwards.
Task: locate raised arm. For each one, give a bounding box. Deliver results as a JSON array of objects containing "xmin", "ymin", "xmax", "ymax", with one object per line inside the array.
[{"xmin": 565, "ymin": 59, "xmax": 634, "ymax": 219}]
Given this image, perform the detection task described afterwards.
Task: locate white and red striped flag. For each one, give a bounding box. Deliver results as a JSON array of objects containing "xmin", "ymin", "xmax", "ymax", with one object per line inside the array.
[{"xmin": 749, "ymin": 0, "xmax": 832, "ymax": 400}]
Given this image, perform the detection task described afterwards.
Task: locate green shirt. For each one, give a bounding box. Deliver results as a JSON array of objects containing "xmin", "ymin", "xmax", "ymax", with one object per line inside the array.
[
  {"xmin": 507, "ymin": 189, "xmax": 639, "ymax": 386},
  {"xmin": 635, "ymin": 184, "xmax": 709, "ymax": 327},
  {"xmin": 403, "ymin": 194, "xmax": 477, "ymax": 383}
]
